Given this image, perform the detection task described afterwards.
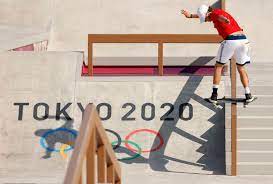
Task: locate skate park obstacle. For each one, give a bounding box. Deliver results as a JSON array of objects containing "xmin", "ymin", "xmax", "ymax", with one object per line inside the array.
[
  {"xmin": 87, "ymin": 34, "xmax": 222, "ymax": 76},
  {"xmin": 87, "ymin": 33, "xmax": 238, "ymax": 175},
  {"xmin": 64, "ymin": 104, "xmax": 121, "ymax": 184}
]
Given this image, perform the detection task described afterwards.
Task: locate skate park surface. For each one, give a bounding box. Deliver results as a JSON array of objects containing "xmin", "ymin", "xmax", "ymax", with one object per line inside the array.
[
  {"xmin": 1, "ymin": 52, "xmax": 273, "ymax": 184},
  {"xmin": 1, "ymin": 0, "xmax": 273, "ymax": 183}
]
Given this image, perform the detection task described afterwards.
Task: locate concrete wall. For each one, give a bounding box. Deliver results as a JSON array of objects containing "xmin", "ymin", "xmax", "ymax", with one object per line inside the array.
[
  {"xmin": 0, "ymin": 52, "xmax": 226, "ymax": 182},
  {"xmin": 47, "ymin": 0, "xmax": 273, "ymax": 63},
  {"xmin": 226, "ymin": 0, "xmax": 273, "ymax": 63},
  {"xmin": 0, "ymin": 52, "xmax": 81, "ymax": 183},
  {"xmin": 1, "ymin": 0, "xmax": 272, "ymax": 62},
  {"xmin": 0, "ymin": 0, "xmax": 52, "ymax": 51},
  {"xmin": 74, "ymin": 76, "xmax": 226, "ymax": 178},
  {"xmin": 48, "ymin": 0, "xmax": 220, "ymax": 57},
  {"xmin": 0, "ymin": 0, "xmax": 52, "ymax": 30}
]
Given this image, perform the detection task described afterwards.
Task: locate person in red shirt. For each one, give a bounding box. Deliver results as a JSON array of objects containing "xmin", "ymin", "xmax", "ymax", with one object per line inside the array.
[{"xmin": 181, "ymin": 5, "xmax": 255, "ymax": 103}]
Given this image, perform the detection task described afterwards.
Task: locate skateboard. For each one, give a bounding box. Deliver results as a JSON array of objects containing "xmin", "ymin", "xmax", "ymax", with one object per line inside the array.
[{"xmin": 205, "ymin": 96, "xmax": 258, "ymax": 109}]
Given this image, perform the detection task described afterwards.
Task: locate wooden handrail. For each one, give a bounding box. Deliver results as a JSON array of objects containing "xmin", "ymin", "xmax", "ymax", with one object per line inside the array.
[
  {"xmin": 230, "ymin": 58, "xmax": 237, "ymax": 176},
  {"xmin": 220, "ymin": 0, "xmax": 237, "ymax": 176},
  {"xmin": 88, "ymin": 34, "xmax": 223, "ymax": 76},
  {"xmin": 88, "ymin": 34, "xmax": 223, "ymax": 43},
  {"xmin": 64, "ymin": 104, "xmax": 121, "ymax": 184}
]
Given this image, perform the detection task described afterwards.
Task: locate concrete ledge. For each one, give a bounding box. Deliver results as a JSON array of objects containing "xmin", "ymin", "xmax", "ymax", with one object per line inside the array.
[
  {"xmin": 225, "ymin": 86, "xmax": 273, "ymax": 97},
  {"xmin": 226, "ymin": 117, "xmax": 273, "ymax": 129},
  {"xmin": 226, "ymin": 151, "xmax": 273, "ymax": 163},
  {"xmin": 227, "ymin": 163, "xmax": 273, "ymax": 175},
  {"xmin": 225, "ymin": 107, "xmax": 273, "ymax": 117},
  {"xmin": 226, "ymin": 129, "xmax": 273, "ymax": 139},
  {"xmin": 226, "ymin": 139, "xmax": 273, "ymax": 152}
]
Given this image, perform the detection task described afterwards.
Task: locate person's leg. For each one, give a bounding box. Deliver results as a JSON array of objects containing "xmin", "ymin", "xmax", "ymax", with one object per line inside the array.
[
  {"xmin": 209, "ymin": 63, "xmax": 224, "ymax": 103},
  {"xmin": 209, "ymin": 40, "xmax": 233, "ymax": 103},
  {"xmin": 213, "ymin": 63, "xmax": 224, "ymax": 85},
  {"xmin": 234, "ymin": 39, "xmax": 255, "ymax": 102},
  {"xmin": 212, "ymin": 63, "xmax": 224, "ymax": 93},
  {"xmin": 237, "ymin": 64, "xmax": 255, "ymax": 102},
  {"xmin": 237, "ymin": 65, "xmax": 249, "ymax": 88}
]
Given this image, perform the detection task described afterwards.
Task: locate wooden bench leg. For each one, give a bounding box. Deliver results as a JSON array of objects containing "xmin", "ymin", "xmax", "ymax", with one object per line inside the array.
[
  {"xmin": 88, "ymin": 42, "xmax": 94, "ymax": 76},
  {"xmin": 158, "ymin": 43, "xmax": 164, "ymax": 76}
]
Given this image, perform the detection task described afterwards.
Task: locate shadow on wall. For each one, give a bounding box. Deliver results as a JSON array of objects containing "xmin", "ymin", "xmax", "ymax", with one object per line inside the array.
[
  {"xmin": 33, "ymin": 59, "xmax": 225, "ymax": 175},
  {"xmin": 34, "ymin": 116, "xmax": 78, "ymax": 159},
  {"xmin": 113, "ymin": 57, "xmax": 226, "ymax": 175},
  {"xmin": 149, "ymin": 56, "xmax": 225, "ymax": 175}
]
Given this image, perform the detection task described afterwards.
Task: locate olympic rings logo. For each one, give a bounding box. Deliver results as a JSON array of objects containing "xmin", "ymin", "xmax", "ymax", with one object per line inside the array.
[
  {"xmin": 39, "ymin": 128, "xmax": 164, "ymax": 161},
  {"xmin": 107, "ymin": 129, "xmax": 164, "ymax": 161},
  {"xmin": 39, "ymin": 128, "xmax": 78, "ymax": 159}
]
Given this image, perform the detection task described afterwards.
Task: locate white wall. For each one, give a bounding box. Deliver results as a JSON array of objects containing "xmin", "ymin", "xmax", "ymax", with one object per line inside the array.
[
  {"xmin": 48, "ymin": 0, "xmax": 220, "ymax": 57},
  {"xmin": 1, "ymin": 0, "xmax": 272, "ymax": 62},
  {"xmin": 227, "ymin": 0, "xmax": 273, "ymax": 62},
  {"xmin": 0, "ymin": 0, "xmax": 52, "ymax": 30},
  {"xmin": 48, "ymin": 0, "xmax": 273, "ymax": 62}
]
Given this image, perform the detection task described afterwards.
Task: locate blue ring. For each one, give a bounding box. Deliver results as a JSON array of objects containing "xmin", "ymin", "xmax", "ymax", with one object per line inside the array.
[{"xmin": 40, "ymin": 128, "xmax": 77, "ymax": 152}]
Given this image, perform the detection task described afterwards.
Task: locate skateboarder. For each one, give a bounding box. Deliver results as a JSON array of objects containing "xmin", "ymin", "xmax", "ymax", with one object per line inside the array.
[{"xmin": 181, "ymin": 5, "xmax": 255, "ymax": 103}]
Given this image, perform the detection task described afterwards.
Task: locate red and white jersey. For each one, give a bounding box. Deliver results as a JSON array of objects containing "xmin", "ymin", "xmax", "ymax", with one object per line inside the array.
[{"xmin": 208, "ymin": 9, "xmax": 243, "ymax": 39}]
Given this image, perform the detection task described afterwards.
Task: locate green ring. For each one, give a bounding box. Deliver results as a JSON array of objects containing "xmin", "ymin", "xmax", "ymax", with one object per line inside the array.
[{"xmin": 111, "ymin": 140, "xmax": 142, "ymax": 161}]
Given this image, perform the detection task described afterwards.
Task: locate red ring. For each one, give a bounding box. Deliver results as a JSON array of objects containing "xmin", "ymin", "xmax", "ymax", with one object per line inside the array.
[{"xmin": 125, "ymin": 129, "xmax": 164, "ymax": 153}]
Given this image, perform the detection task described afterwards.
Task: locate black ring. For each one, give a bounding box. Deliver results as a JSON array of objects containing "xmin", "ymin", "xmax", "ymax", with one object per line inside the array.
[{"xmin": 105, "ymin": 129, "xmax": 122, "ymax": 150}]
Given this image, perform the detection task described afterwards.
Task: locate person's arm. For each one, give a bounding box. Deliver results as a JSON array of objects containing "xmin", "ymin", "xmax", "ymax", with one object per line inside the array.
[
  {"xmin": 181, "ymin": 10, "xmax": 199, "ymax": 18},
  {"xmin": 218, "ymin": 15, "xmax": 230, "ymax": 24}
]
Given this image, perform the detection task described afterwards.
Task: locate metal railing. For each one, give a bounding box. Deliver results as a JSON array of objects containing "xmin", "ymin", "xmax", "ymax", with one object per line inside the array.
[{"xmin": 64, "ymin": 104, "xmax": 121, "ymax": 184}]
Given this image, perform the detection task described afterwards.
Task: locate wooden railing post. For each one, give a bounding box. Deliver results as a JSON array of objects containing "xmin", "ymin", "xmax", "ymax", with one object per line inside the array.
[
  {"xmin": 88, "ymin": 42, "xmax": 94, "ymax": 76},
  {"xmin": 87, "ymin": 130, "xmax": 96, "ymax": 184},
  {"xmin": 64, "ymin": 104, "xmax": 121, "ymax": 184},
  {"xmin": 98, "ymin": 144, "xmax": 107, "ymax": 182},
  {"xmin": 158, "ymin": 42, "xmax": 164, "ymax": 76},
  {"xmin": 78, "ymin": 174, "xmax": 82, "ymax": 184},
  {"xmin": 230, "ymin": 57, "xmax": 237, "ymax": 176},
  {"xmin": 107, "ymin": 164, "xmax": 115, "ymax": 183}
]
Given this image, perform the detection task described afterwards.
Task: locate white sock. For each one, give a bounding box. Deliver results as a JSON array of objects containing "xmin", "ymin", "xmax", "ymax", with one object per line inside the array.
[
  {"xmin": 213, "ymin": 84, "xmax": 219, "ymax": 89},
  {"xmin": 245, "ymin": 87, "xmax": 251, "ymax": 94}
]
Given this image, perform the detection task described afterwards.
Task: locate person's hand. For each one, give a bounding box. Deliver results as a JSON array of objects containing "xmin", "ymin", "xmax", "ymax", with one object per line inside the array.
[{"xmin": 181, "ymin": 9, "xmax": 191, "ymax": 18}]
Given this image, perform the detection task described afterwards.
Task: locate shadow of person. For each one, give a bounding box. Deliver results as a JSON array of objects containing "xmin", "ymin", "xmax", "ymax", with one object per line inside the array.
[
  {"xmin": 34, "ymin": 116, "xmax": 78, "ymax": 159},
  {"xmin": 148, "ymin": 57, "xmax": 226, "ymax": 174}
]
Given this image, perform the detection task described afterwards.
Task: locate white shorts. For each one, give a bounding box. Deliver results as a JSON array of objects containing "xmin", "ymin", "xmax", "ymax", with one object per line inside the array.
[{"xmin": 216, "ymin": 38, "xmax": 251, "ymax": 65}]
